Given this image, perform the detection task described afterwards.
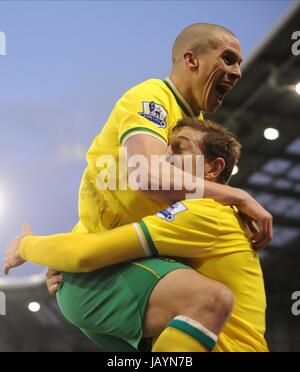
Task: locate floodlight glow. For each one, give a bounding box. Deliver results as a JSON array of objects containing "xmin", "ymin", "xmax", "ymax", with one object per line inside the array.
[
  {"xmin": 264, "ymin": 128, "xmax": 279, "ymax": 141},
  {"xmin": 232, "ymin": 165, "xmax": 239, "ymax": 176},
  {"xmin": 28, "ymin": 302, "xmax": 41, "ymax": 313},
  {"xmin": 296, "ymin": 82, "xmax": 300, "ymax": 95}
]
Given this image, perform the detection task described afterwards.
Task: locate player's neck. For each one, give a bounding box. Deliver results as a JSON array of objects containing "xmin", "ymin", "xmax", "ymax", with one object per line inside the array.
[{"xmin": 168, "ymin": 73, "xmax": 201, "ymax": 116}]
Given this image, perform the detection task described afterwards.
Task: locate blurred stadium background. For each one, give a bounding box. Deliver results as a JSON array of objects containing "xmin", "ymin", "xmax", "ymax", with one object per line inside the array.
[
  {"xmin": 0, "ymin": 1, "xmax": 300, "ymax": 352},
  {"xmin": 210, "ymin": 2, "xmax": 300, "ymax": 352}
]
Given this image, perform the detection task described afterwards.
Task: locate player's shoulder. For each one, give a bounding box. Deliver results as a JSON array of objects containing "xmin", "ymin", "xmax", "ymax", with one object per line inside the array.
[
  {"xmin": 122, "ymin": 79, "xmax": 171, "ymax": 100},
  {"xmin": 132, "ymin": 78, "xmax": 167, "ymax": 90},
  {"xmin": 182, "ymin": 198, "xmax": 238, "ymax": 219},
  {"xmin": 183, "ymin": 198, "xmax": 224, "ymax": 211}
]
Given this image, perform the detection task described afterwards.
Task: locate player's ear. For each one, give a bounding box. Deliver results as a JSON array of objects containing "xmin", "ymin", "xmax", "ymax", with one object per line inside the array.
[
  {"xmin": 205, "ymin": 158, "xmax": 225, "ymax": 181},
  {"xmin": 183, "ymin": 51, "xmax": 199, "ymax": 71}
]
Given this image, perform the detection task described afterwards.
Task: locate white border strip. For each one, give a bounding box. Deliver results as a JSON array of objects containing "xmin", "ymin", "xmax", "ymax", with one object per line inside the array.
[
  {"xmin": 175, "ymin": 315, "xmax": 218, "ymax": 342},
  {"xmin": 133, "ymin": 223, "xmax": 152, "ymax": 257}
]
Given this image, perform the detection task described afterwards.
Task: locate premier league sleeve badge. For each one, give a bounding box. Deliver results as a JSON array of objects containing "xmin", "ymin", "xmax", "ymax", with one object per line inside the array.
[{"xmin": 139, "ymin": 101, "xmax": 168, "ymax": 128}]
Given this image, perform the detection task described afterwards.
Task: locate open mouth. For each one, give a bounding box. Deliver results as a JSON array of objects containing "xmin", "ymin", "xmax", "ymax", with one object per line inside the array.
[{"xmin": 215, "ymin": 83, "xmax": 232, "ymax": 102}]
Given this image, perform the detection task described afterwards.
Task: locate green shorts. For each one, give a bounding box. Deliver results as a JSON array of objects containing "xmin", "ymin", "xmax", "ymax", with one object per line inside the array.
[{"xmin": 57, "ymin": 258, "xmax": 190, "ymax": 352}]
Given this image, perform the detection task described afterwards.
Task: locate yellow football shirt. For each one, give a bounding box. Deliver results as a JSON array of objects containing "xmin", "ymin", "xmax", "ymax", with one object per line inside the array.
[
  {"xmin": 19, "ymin": 197, "xmax": 268, "ymax": 351},
  {"xmin": 141, "ymin": 199, "xmax": 268, "ymax": 352},
  {"xmin": 74, "ymin": 78, "xmax": 203, "ymax": 233}
]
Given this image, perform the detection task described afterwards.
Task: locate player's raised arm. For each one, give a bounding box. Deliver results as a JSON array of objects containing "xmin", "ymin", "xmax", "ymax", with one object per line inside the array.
[
  {"xmin": 3, "ymin": 206, "xmax": 212, "ymax": 275},
  {"xmin": 3, "ymin": 200, "xmax": 216, "ymax": 274},
  {"xmin": 2, "ymin": 198, "xmax": 265, "ymax": 275},
  {"xmin": 3, "ymin": 223, "xmax": 147, "ymax": 274}
]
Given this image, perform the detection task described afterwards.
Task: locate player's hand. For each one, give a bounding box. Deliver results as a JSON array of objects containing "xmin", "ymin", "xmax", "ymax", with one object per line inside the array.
[
  {"xmin": 238, "ymin": 195, "xmax": 273, "ymax": 251},
  {"xmin": 3, "ymin": 224, "xmax": 32, "ymax": 275},
  {"xmin": 46, "ymin": 268, "xmax": 63, "ymax": 296}
]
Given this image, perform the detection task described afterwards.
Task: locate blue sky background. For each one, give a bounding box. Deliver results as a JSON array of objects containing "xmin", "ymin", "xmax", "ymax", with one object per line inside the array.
[{"xmin": 0, "ymin": 0, "xmax": 295, "ymax": 276}]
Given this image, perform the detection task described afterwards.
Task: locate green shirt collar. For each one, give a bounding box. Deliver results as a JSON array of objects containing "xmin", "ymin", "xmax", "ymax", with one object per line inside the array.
[{"xmin": 163, "ymin": 77, "xmax": 202, "ymax": 119}]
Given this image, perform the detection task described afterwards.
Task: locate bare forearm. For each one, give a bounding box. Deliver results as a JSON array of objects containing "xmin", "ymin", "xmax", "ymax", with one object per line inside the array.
[
  {"xmin": 125, "ymin": 134, "xmax": 249, "ymax": 206},
  {"xmin": 141, "ymin": 165, "xmax": 248, "ymax": 207},
  {"xmin": 140, "ymin": 161, "xmax": 203, "ymax": 202},
  {"xmin": 126, "ymin": 135, "xmax": 203, "ymax": 202},
  {"xmin": 203, "ymin": 180, "xmax": 248, "ymax": 207}
]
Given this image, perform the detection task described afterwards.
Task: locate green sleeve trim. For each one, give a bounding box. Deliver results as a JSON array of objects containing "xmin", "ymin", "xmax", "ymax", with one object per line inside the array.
[
  {"xmin": 167, "ymin": 319, "xmax": 217, "ymax": 351},
  {"xmin": 120, "ymin": 127, "xmax": 167, "ymax": 146},
  {"xmin": 138, "ymin": 220, "xmax": 159, "ymax": 257}
]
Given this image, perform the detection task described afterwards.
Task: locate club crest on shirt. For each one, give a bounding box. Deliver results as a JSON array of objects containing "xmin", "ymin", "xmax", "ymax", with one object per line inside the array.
[
  {"xmin": 139, "ymin": 101, "xmax": 167, "ymax": 128},
  {"xmin": 157, "ymin": 202, "xmax": 187, "ymax": 222}
]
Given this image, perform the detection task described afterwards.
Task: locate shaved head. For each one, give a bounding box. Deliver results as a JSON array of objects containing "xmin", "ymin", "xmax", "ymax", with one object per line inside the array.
[
  {"xmin": 169, "ymin": 23, "xmax": 242, "ymax": 114},
  {"xmin": 172, "ymin": 23, "xmax": 237, "ymax": 65}
]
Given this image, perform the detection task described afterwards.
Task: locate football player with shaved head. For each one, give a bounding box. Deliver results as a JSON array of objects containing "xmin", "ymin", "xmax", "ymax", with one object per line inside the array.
[
  {"xmin": 171, "ymin": 24, "xmax": 242, "ymax": 113},
  {"xmin": 7, "ymin": 24, "xmax": 272, "ymax": 352}
]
